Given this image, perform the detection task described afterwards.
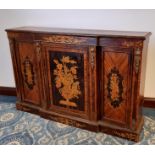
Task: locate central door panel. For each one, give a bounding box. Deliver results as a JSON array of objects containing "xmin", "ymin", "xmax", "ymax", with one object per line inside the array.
[
  {"xmin": 44, "ymin": 44, "xmax": 89, "ymax": 119},
  {"xmin": 50, "ymin": 51, "xmax": 84, "ymax": 111}
]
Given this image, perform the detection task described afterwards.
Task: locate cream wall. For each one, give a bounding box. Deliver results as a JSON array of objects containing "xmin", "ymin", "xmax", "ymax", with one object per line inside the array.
[{"xmin": 0, "ymin": 9, "xmax": 155, "ymax": 97}]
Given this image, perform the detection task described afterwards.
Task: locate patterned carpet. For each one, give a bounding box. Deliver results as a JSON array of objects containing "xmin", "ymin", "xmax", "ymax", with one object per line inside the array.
[{"xmin": 0, "ymin": 95, "xmax": 155, "ymax": 145}]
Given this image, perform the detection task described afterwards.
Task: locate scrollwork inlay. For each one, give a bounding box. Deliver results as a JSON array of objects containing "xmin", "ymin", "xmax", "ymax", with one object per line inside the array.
[{"xmin": 44, "ymin": 36, "xmax": 87, "ymax": 44}]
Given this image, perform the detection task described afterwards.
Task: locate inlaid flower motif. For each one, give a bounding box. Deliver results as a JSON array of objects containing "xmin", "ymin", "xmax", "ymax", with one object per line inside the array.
[{"xmin": 53, "ymin": 56, "xmax": 81, "ymax": 107}]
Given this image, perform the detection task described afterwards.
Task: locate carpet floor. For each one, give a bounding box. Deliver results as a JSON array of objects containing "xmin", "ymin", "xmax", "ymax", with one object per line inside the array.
[{"xmin": 0, "ymin": 95, "xmax": 155, "ymax": 145}]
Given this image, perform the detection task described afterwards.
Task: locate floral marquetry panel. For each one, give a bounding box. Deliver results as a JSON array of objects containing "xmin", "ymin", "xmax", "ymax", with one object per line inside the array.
[{"xmin": 50, "ymin": 52, "xmax": 84, "ymax": 111}]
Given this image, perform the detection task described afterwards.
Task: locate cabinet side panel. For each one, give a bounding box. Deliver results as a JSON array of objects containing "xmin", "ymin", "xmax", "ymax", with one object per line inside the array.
[
  {"xmin": 18, "ymin": 42, "xmax": 41, "ymax": 105},
  {"xmin": 8, "ymin": 38, "xmax": 22, "ymax": 101}
]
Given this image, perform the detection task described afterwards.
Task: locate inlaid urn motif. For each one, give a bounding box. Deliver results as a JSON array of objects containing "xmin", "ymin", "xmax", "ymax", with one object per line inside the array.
[{"xmin": 53, "ymin": 56, "xmax": 81, "ymax": 107}]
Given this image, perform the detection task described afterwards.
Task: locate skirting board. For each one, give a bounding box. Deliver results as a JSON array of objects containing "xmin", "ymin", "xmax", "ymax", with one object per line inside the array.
[
  {"xmin": 0, "ymin": 86, "xmax": 155, "ymax": 108},
  {"xmin": 143, "ymin": 97, "xmax": 155, "ymax": 108},
  {"xmin": 0, "ymin": 87, "xmax": 16, "ymax": 96}
]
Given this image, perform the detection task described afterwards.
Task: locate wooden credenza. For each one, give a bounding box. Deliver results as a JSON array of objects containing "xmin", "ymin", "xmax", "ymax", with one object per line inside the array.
[{"xmin": 6, "ymin": 27, "xmax": 151, "ymax": 141}]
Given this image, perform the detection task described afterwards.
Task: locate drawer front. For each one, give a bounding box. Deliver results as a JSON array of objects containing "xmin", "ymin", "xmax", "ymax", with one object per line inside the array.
[
  {"xmin": 17, "ymin": 42, "xmax": 42, "ymax": 105},
  {"xmin": 44, "ymin": 43, "xmax": 89, "ymax": 119},
  {"xmin": 100, "ymin": 47, "xmax": 133, "ymax": 127}
]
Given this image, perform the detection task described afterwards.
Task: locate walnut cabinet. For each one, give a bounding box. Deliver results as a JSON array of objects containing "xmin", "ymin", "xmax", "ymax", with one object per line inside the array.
[{"xmin": 6, "ymin": 27, "xmax": 151, "ymax": 141}]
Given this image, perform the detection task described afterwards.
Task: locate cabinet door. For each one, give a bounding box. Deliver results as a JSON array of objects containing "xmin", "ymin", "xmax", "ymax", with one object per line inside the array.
[
  {"xmin": 44, "ymin": 43, "xmax": 89, "ymax": 119},
  {"xmin": 16, "ymin": 42, "xmax": 42, "ymax": 105},
  {"xmin": 100, "ymin": 47, "xmax": 133, "ymax": 127}
]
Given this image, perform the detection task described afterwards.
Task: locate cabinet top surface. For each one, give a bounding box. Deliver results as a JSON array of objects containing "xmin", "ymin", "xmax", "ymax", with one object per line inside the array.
[{"xmin": 6, "ymin": 26, "xmax": 151, "ymax": 39}]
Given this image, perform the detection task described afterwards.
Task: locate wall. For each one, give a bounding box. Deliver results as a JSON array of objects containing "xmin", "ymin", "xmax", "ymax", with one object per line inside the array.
[{"xmin": 0, "ymin": 9, "xmax": 155, "ymax": 97}]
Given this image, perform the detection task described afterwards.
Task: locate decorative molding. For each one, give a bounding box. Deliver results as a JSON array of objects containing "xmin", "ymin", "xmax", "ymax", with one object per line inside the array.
[
  {"xmin": 0, "ymin": 87, "xmax": 16, "ymax": 96},
  {"xmin": 134, "ymin": 48, "xmax": 141, "ymax": 74},
  {"xmin": 35, "ymin": 42, "xmax": 41, "ymax": 61},
  {"xmin": 43, "ymin": 35, "xmax": 87, "ymax": 44},
  {"xmin": 107, "ymin": 67, "xmax": 123, "ymax": 108},
  {"xmin": 89, "ymin": 47, "xmax": 95, "ymax": 70}
]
